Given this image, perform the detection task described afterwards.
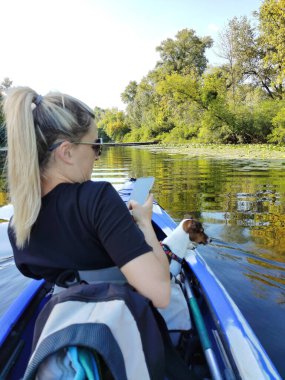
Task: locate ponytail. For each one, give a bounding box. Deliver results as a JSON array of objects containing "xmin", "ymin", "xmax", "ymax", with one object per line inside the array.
[
  {"xmin": 4, "ymin": 87, "xmax": 41, "ymax": 248},
  {"xmin": 4, "ymin": 86, "xmax": 94, "ymax": 248}
]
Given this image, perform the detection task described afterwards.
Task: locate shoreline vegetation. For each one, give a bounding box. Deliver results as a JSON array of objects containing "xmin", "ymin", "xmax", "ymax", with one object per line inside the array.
[
  {"xmin": 138, "ymin": 143, "xmax": 285, "ymax": 160},
  {"xmin": 94, "ymin": 2, "xmax": 285, "ymax": 148}
]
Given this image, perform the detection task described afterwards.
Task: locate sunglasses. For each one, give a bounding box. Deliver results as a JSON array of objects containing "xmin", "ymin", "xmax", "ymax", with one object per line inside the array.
[{"xmin": 48, "ymin": 138, "xmax": 103, "ymax": 156}]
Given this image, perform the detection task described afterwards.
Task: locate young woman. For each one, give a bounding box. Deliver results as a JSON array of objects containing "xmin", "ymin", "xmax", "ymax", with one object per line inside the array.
[{"xmin": 4, "ymin": 87, "xmax": 170, "ymax": 308}]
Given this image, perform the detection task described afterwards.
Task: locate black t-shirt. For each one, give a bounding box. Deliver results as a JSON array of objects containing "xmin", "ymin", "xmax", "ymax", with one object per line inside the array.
[{"xmin": 8, "ymin": 181, "xmax": 152, "ymax": 282}]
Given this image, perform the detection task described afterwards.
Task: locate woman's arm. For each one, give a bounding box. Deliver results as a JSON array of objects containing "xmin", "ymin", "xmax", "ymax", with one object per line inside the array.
[{"xmin": 120, "ymin": 195, "xmax": 171, "ymax": 308}]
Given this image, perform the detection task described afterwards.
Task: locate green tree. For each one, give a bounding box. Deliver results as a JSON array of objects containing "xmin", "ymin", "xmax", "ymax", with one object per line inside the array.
[
  {"xmin": 122, "ymin": 72, "xmax": 165, "ymax": 140},
  {"xmin": 121, "ymin": 81, "xmax": 138, "ymax": 104},
  {"xmin": 200, "ymin": 68, "xmax": 237, "ymax": 142},
  {"xmin": 156, "ymin": 28, "xmax": 213, "ymax": 76},
  {"xmin": 217, "ymin": 16, "xmax": 277, "ymax": 100},
  {"xmin": 0, "ymin": 77, "xmax": 13, "ymax": 147},
  {"xmin": 121, "ymin": 29, "xmax": 214, "ymax": 142},
  {"xmin": 119, "ymin": 20, "xmax": 285, "ymax": 145},
  {"xmin": 258, "ymin": 0, "xmax": 285, "ymax": 98},
  {"xmin": 217, "ymin": 17, "xmax": 255, "ymax": 102},
  {"xmin": 97, "ymin": 109, "xmax": 130, "ymax": 142},
  {"xmin": 267, "ymin": 102, "xmax": 285, "ymax": 143},
  {"xmin": 93, "ymin": 106, "xmax": 111, "ymax": 142},
  {"xmin": 94, "ymin": 106, "xmax": 105, "ymax": 123}
]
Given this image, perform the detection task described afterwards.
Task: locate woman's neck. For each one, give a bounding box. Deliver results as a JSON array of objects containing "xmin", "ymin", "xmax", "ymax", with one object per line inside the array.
[{"xmin": 41, "ymin": 170, "xmax": 73, "ymax": 197}]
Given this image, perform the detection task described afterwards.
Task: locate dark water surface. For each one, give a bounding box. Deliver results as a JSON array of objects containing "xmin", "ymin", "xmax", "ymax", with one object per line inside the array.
[{"xmin": 1, "ymin": 147, "xmax": 285, "ymax": 376}]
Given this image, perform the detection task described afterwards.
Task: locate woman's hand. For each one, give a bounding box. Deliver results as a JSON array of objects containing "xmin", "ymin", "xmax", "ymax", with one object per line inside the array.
[{"xmin": 128, "ymin": 194, "xmax": 153, "ymax": 228}]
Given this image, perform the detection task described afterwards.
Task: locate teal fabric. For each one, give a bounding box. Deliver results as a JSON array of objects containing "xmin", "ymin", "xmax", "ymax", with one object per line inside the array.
[
  {"xmin": 78, "ymin": 347, "xmax": 99, "ymax": 380},
  {"xmin": 67, "ymin": 347, "xmax": 86, "ymax": 380}
]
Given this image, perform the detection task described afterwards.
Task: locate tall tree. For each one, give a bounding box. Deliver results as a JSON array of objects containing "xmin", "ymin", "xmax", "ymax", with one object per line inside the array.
[
  {"xmin": 121, "ymin": 72, "xmax": 164, "ymax": 139},
  {"xmin": 217, "ymin": 17, "xmax": 256, "ymax": 102},
  {"xmin": 258, "ymin": 0, "xmax": 285, "ymax": 98},
  {"xmin": 121, "ymin": 81, "xmax": 138, "ymax": 104},
  {"xmin": 156, "ymin": 29, "xmax": 213, "ymax": 76},
  {"xmin": 216, "ymin": 16, "xmax": 277, "ymax": 101}
]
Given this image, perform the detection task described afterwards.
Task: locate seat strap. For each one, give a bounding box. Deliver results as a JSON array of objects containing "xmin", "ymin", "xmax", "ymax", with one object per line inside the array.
[{"xmin": 54, "ymin": 267, "xmax": 127, "ymax": 294}]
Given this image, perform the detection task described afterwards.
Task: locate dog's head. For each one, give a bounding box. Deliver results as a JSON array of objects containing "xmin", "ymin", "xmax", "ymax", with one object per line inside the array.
[{"xmin": 182, "ymin": 217, "xmax": 210, "ymax": 245}]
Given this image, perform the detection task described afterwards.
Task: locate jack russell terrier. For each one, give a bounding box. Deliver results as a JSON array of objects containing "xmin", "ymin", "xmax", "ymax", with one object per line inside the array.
[
  {"xmin": 157, "ymin": 217, "xmax": 210, "ymax": 332},
  {"xmin": 161, "ymin": 218, "xmax": 210, "ymax": 276}
]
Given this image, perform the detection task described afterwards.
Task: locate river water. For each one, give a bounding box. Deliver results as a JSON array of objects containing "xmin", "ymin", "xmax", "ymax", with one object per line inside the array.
[{"xmin": 1, "ymin": 146, "xmax": 285, "ymax": 377}]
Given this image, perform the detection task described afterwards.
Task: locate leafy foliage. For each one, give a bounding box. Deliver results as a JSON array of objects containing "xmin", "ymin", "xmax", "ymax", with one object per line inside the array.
[
  {"xmin": 97, "ymin": 108, "xmax": 130, "ymax": 142},
  {"xmin": 156, "ymin": 29, "xmax": 213, "ymax": 76},
  {"xmin": 107, "ymin": 6, "xmax": 285, "ymax": 145},
  {"xmin": 258, "ymin": 0, "xmax": 285, "ymax": 96},
  {"xmin": 0, "ymin": 77, "xmax": 13, "ymax": 147},
  {"xmin": 268, "ymin": 102, "xmax": 285, "ymax": 143}
]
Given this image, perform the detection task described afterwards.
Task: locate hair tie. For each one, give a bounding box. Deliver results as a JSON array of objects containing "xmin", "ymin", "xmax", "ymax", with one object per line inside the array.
[{"xmin": 34, "ymin": 95, "xmax": 43, "ymax": 106}]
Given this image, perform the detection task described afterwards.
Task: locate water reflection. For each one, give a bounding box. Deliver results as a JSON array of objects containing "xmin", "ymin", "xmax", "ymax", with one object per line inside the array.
[
  {"xmin": 2, "ymin": 147, "xmax": 285, "ymax": 264},
  {"xmin": 1, "ymin": 147, "xmax": 285, "ymax": 375}
]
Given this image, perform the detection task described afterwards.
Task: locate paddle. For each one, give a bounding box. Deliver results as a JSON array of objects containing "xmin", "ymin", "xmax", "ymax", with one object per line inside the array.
[{"xmin": 184, "ymin": 274, "xmax": 223, "ymax": 380}]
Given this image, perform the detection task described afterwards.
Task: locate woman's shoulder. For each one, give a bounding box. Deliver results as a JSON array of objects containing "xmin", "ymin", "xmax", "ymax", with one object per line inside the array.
[
  {"xmin": 79, "ymin": 180, "xmax": 111, "ymax": 191},
  {"xmin": 42, "ymin": 181, "xmax": 117, "ymax": 214},
  {"xmin": 43, "ymin": 181, "xmax": 113, "ymax": 198},
  {"xmin": 78, "ymin": 180, "xmax": 116, "ymax": 198},
  {"xmin": 77, "ymin": 181, "xmax": 122, "ymax": 208},
  {"xmin": 41, "ymin": 180, "xmax": 119, "ymax": 220}
]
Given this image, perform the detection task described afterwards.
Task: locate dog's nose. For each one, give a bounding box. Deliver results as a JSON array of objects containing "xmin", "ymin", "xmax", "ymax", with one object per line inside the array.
[{"xmin": 208, "ymin": 237, "xmax": 212, "ymax": 243}]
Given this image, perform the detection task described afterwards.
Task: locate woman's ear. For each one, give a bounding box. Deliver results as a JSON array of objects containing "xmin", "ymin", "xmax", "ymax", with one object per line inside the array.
[{"xmin": 54, "ymin": 141, "xmax": 74, "ymax": 165}]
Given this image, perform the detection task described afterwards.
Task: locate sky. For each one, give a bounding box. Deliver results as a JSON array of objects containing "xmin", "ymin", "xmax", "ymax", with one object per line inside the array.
[{"xmin": 1, "ymin": 0, "xmax": 263, "ymax": 110}]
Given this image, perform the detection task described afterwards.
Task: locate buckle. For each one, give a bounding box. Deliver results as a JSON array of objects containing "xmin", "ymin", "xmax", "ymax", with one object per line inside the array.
[{"xmin": 55, "ymin": 270, "xmax": 81, "ymax": 288}]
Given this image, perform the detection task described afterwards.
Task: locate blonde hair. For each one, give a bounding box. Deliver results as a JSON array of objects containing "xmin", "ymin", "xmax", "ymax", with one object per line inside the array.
[{"xmin": 4, "ymin": 86, "xmax": 94, "ymax": 248}]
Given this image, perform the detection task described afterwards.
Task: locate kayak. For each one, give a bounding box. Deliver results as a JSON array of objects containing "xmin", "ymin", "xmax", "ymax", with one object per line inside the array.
[{"xmin": 0, "ymin": 178, "xmax": 281, "ymax": 380}]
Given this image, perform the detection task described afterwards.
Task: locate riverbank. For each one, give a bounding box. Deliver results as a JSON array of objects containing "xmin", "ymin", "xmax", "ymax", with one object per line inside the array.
[{"xmin": 139, "ymin": 143, "xmax": 285, "ymax": 160}]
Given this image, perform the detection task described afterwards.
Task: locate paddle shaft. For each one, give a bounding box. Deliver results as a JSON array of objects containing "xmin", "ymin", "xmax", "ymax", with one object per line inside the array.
[{"xmin": 184, "ymin": 277, "xmax": 223, "ymax": 380}]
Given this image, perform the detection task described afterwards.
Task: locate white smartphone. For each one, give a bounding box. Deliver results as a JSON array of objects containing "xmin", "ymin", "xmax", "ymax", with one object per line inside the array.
[{"xmin": 129, "ymin": 177, "xmax": 155, "ymax": 205}]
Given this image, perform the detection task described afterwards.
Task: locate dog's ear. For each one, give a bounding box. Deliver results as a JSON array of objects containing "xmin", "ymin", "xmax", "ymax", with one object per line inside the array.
[
  {"xmin": 183, "ymin": 214, "xmax": 193, "ymax": 220},
  {"xmin": 182, "ymin": 219, "xmax": 194, "ymax": 233}
]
